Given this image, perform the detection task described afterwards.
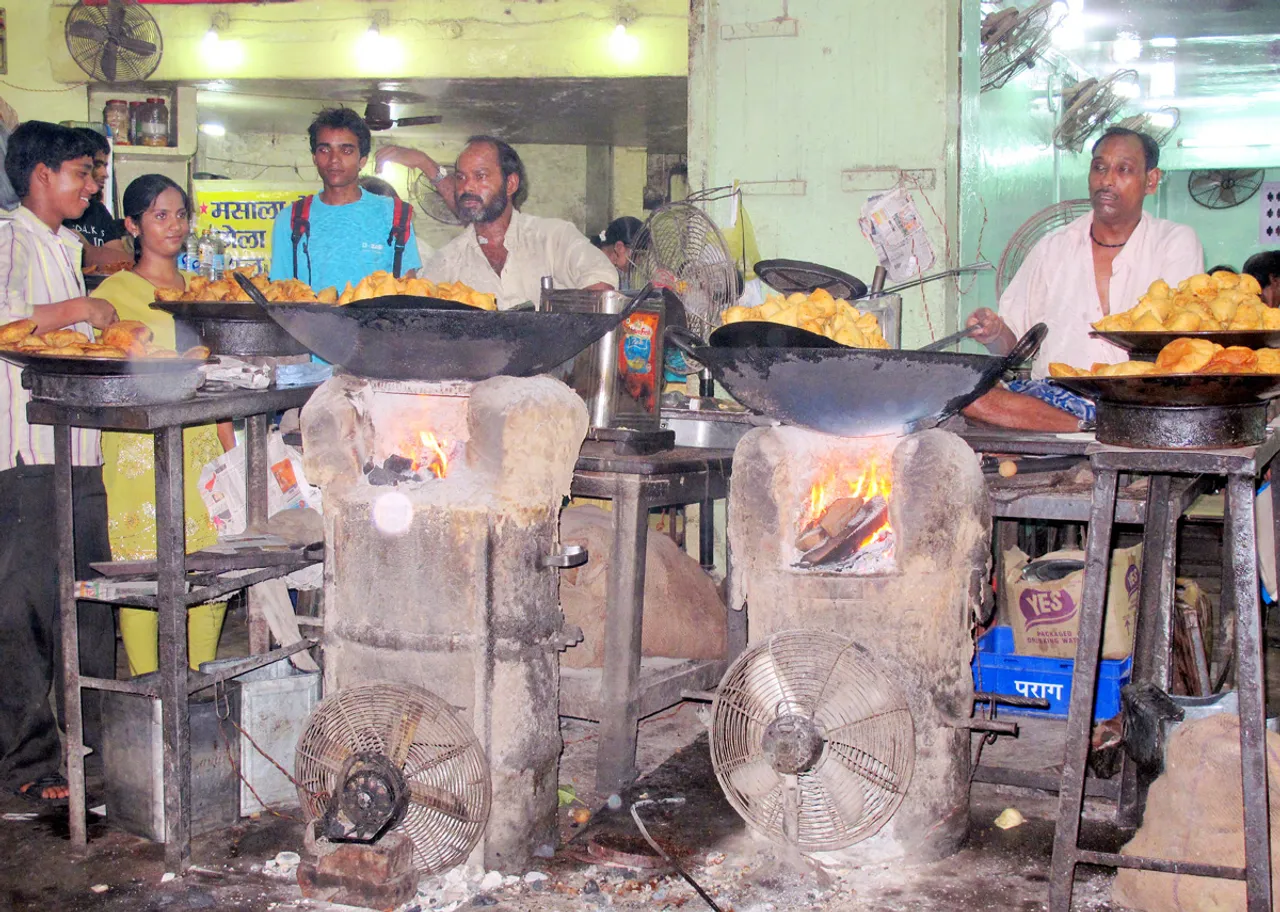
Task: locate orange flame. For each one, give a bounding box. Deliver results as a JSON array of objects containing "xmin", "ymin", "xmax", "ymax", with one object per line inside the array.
[
  {"xmin": 802, "ymin": 456, "xmax": 894, "ymax": 546},
  {"xmin": 410, "ymin": 431, "xmax": 449, "ymax": 479}
]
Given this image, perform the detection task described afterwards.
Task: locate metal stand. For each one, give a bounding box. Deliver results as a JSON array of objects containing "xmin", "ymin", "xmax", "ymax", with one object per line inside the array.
[
  {"xmin": 566, "ymin": 443, "xmax": 737, "ymax": 795},
  {"xmin": 1049, "ymin": 435, "xmax": 1280, "ymax": 912},
  {"xmin": 34, "ymin": 386, "xmax": 319, "ymax": 872}
]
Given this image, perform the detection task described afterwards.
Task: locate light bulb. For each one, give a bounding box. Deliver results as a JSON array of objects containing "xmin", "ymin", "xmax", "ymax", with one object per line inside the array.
[
  {"xmin": 199, "ymin": 123, "xmax": 226, "ymax": 138},
  {"xmin": 608, "ymin": 22, "xmax": 640, "ymax": 64}
]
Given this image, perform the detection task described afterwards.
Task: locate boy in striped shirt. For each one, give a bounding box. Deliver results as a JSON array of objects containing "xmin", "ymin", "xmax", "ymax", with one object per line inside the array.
[{"xmin": 0, "ymin": 121, "xmax": 118, "ymax": 802}]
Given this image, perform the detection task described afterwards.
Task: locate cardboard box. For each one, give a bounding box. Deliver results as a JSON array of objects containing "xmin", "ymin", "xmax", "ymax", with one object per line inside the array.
[{"xmin": 1004, "ymin": 544, "xmax": 1141, "ymax": 660}]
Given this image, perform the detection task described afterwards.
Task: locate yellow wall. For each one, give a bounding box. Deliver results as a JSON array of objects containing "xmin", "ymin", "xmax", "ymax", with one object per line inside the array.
[
  {"xmin": 45, "ymin": 0, "xmax": 687, "ymax": 83},
  {"xmin": 5, "ymin": 0, "xmax": 88, "ymax": 122}
]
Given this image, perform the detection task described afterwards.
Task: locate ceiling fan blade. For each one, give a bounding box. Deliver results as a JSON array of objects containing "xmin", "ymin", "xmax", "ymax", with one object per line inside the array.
[
  {"xmin": 100, "ymin": 40, "xmax": 119, "ymax": 82},
  {"xmin": 1218, "ymin": 185, "xmax": 1238, "ymax": 207},
  {"xmin": 68, "ymin": 19, "xmax": 110, "ymax": 44},
  {"xmin": 1189, "ymin": 173, "xmax": 1216, "ymax": 195},
  {"xmin": 115, "ymin": 36, "xmax": 156, "ymax": 58},
  {"xmin": 393, "ymin": 115, "xmax": 444, "ymax": 128}
]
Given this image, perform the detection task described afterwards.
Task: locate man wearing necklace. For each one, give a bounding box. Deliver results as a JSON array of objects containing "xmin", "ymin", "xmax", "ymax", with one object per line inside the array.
[{"xmin": 967, "ymin": 127, "xmax": 1203, "ymax": 381}]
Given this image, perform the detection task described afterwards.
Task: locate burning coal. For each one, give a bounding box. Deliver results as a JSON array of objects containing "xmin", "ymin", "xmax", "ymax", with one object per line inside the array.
[{"xmin": 365, "ymin": 430, "xmax": 453, "ymax": 486}]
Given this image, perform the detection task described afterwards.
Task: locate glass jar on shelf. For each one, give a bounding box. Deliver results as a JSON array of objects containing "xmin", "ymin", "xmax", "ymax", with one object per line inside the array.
[
  {"xmin": 103, "ymin": 100, "xmax": 130, "ymax": 145},
  {"xmin": 137, "ymin": 97, "xmax": 170, "ymax": 147}
]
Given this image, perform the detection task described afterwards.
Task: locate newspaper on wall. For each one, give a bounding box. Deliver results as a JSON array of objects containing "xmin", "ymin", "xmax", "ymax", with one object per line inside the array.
[{"xmin": 858, "ymin": 188, "xmax": 936, "ymax": 282}]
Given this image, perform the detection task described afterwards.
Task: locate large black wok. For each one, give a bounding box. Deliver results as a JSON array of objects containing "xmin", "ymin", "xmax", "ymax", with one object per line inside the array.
[
  {"xmin": 667, "ymin": 324, "xmax": 1046, "ymax": 436},
  {"xmin": 250, "ymin": 277, "xmax": 652, "ymax": 381}
]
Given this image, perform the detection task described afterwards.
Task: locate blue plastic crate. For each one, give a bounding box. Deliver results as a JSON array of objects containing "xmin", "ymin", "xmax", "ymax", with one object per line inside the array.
[{"xmin": 972, "ymin": 626, "xmax": 1131, "ymax": 721}]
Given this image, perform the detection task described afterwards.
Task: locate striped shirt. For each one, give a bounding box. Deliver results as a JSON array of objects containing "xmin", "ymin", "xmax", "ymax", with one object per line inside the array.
[{"xmin": 0, "ymin": 207, "xmax": 101, "ymax": 468}]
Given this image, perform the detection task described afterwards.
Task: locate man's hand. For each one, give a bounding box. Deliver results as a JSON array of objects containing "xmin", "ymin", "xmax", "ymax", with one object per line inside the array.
[
  {"xmin": 374, "ymin": 145, "xmax": 439, "ymax": 179},
  {"xmin": 966, "ymin": 307, "xmax": 1006, "ymax": 344},
  {"xmin": 73, "ymin": 296, "xmax": 118, "ymax": 330},
  {"xmin": 966, "ymin": 307, "xmax": 1017, "ymax": 355}
]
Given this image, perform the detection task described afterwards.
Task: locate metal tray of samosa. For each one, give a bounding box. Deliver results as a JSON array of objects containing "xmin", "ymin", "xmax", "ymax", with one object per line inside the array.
[
  {"xmin": 1054, "ymin": 373, "xmax": 1280, "ymax": 407},
  {"xmin": 1091, "ymin": 329, "xmax": 1280, "ymax": 354},
  {"xmin": 0, "ymin": 349, "xmax": 207, "ymax": 376}
]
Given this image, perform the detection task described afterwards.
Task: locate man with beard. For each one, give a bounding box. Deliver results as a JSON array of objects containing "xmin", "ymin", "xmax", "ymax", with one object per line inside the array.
[
  {"xmin": 268, "ymin": 108, "xmax": 421, "ymax": 291},
  {"xmin": 961, "ymin": 127, "xmax": 1203, "ymax": 431},
  {"xmin": 382, "ymin": 136, "xmax": 616, "ymax": 310}
]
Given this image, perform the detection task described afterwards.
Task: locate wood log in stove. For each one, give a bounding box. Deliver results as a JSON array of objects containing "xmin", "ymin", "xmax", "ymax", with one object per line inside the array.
[{"xmin": 796, "ymin": 495, "xmax": 889, "ymax": 568}]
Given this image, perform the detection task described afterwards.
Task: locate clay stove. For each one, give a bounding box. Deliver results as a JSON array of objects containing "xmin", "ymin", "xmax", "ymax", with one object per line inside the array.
[
  {"xmin": 300, "ymin": 374, "xmax": 589, "ymax": 872},
  {"xmin": 729, "ymin": 427, "xmax": 989, "ymax": 863}
]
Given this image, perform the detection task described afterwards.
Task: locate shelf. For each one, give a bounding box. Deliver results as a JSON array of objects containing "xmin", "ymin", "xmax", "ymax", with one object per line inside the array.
[{"xmin": 114, "ymin": 145, "xmax": 190, "ymax": 161}]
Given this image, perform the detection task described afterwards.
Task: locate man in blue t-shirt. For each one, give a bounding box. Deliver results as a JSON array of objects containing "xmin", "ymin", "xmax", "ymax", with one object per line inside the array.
[{"xmin": 269, "ymin": 107, "xmax": 421, "ymax": 293}]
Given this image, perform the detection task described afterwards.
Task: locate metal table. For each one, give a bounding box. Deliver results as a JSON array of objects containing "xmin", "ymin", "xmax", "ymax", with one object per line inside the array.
[
  {"xmin": 28, "ymin": 384, "xmax": 319, "ymax": 872},
  {"xmin": 564, "ymin": 442, "xmax": 737, "ymax": 795},
  {"xmin": 1050, "ymin": 433, "xmax": 1280, "ymax": 912}
]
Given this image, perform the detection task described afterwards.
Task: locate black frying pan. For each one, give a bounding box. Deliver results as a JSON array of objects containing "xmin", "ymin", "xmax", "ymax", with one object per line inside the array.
[
  {"xmin": 667, "ymin": 324, "xmax": 1047, "ymax": 436},
  {"xmin": 1052, "ymin": 373, "xmax": 1280, "ymax": 408},
  {"xmin": 253, "ymin": 281, "xmax": 654, "ymax": 381}
]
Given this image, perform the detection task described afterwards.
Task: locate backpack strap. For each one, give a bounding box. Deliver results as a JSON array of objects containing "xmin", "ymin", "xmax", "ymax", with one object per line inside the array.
[
  {"xmin": 289, "ymin": 195, "xmax": 314, "ymax": 284},
  {"xmin": 388, "ymin": 198, "xmax": 413, "ymax": 278}
]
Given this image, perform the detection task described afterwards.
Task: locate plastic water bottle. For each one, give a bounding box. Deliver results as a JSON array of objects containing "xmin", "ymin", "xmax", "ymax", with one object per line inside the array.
[
  {"xmin": 209, "ymin": 232, "xmax": 226, "ymax": 276},
  {"xmin": 178, "ymin": 230, "xmax": 199, "ymax": 273},
  {"xmin": 197, "ymin": 228, "xmax": 215, "ymax": 279}
]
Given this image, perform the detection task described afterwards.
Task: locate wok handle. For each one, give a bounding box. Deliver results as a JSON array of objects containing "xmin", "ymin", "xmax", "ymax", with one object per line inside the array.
[
  {"xmin": 616, "ymin": 282, "xmax": 655, "ymax": 322},
  {"xmin": 1002, "ymin": 322, "xmax": 1048, "ymax": 371},
  {"xmin": 665, "ymin": 326, "xmax": 705, "ymax": 362},
  {"xmin": 232, "ymin": 271, "xmax": 272, "ymax": 310}
]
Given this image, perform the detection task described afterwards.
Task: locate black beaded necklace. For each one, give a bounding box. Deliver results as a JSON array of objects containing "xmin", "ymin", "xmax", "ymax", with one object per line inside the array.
[{"xmin": 1090, "ymin": 227, "xmax": 1127, "ymax": 249}]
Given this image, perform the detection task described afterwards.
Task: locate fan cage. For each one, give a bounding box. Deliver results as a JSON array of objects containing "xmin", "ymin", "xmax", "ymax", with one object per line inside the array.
[
  {"xmin": 626, "ymin": 201, "xmax": 738, "ymax": 339},
  {"xmin": 409, "ymin": 172, "xmax": 462, "ymax": 226},
  {"xmin": 710, "ymin": 631, "xmax": 915, "ymax": 852},
  {"xmin": 65, "ymin": 0, "xmax": 163, "ymax": 84},
  {"xmin": 295, "ymin": 683, "xmax": 492, "ymax": 876},
  {"xmin": 996, "ymin": 199, "xmax": 1092, "ymax": 298},
  {"xmin": 1188, "ymin": 169, "xmax": 1264, "ymax": 210},
  {"xmin": 980, "ymin": 0, "xmax": 1061, "ymax": 93},
  {"xmin": 1053, "ymin": 70, "xmax": 1138, "ymax": 153}
]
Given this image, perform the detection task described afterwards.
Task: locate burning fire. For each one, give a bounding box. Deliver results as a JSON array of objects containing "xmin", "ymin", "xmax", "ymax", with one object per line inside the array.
[
  {"xmin": 413, "ymin": 431, "xmax": 450, "ymax": 479},
  {"xmin": 803, "ymin": 457, "xmax": 893, "ymax": 554}
]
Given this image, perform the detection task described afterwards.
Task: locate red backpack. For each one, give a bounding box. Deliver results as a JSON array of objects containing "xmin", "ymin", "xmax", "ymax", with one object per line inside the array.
[{"xmin": 288, "ymin": 194, "xmax": 414, "ymax": 284}]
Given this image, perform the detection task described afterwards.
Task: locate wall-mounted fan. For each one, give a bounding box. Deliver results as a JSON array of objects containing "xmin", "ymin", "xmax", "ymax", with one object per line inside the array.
[
  {"xmin": 408, "ymin": 171, "xmax": 462, "ymax": 227},
  {"xmin": 1110, "ymin": 107, "xmax": 1181, "ymax": 147},
  {"xmin": 980, "ymin": 0, "xmax": 1063, "ymax": 93},
  {"xmin": 65, "ymin": 0, "xmax": 162, "ymax": 83},
  {"xmin": 1053, "ymin": 70, "xmax": 1137, "ymax": 153},
  {"xmin": 997, "ymin": 199, "xmax": 1092, "ymax": 297},
  {"xmin": 1188, "ymin": 169, "xmax": 1264, "ymax": 210}
]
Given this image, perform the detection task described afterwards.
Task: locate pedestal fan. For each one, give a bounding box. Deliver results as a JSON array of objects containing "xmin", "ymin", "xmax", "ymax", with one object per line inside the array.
[
  {"xmin": 295, "ymin": 683, "xmax": 491, "ymax": 875},
  {"xmin": 710, "ymin": 631, "xmax": 915, "ymax": 851}
]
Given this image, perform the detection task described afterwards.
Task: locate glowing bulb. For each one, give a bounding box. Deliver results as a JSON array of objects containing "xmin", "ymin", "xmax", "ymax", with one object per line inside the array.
[
  {"xmin": 1147, "ymin": 111, "xmax": 1175, "ymax": 129},
  {"xmin": 608, "ymin": 23, "xmax": 640, "ymax": 64},
  {"xmin": 356, "ymin": 21, "xmax": 403, "ymax": 69},
  {"xmin": 1111, "ymin": 33, "xmax": 1141, "ymax": 64},
  {"xmin": 1149, "ymin": 62, "xmax": 1176, "ymax": 99},
  {"xmin": 1113, "ymin": 81, "xmax": 1141, "ymax": 99},
  {"xmin": 203, "ymin": 27, "xmax": 219, "ymax": 47},
  {"xmin": 199, "ymin": 123, "xmax": 226, "ymax": 138}
]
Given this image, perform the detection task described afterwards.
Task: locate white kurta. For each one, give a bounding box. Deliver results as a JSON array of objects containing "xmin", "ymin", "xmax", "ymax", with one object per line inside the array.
[{"xmin": 999, "ymin": 211, "xmax": 1204, "ymax": 379}]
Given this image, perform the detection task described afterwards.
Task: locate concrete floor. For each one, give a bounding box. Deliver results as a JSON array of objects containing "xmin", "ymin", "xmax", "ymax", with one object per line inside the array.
[{"xmin": 0, "ymin": 632, "xmax": 1134, "ymax": 912}]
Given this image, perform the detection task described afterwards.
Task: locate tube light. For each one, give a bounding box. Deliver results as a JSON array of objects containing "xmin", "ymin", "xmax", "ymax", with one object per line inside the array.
[{"xmin": 1178, "ymin": 138, "xmax": 1280, "ymax": 150}]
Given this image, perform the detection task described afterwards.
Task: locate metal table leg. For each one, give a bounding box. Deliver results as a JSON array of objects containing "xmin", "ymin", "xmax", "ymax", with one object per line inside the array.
[
  {"xmin": 1117, "ymin": 473, "xmax": 1179, "ymax": 827},
  {"xmin": 1225, "ymin": 474, "xmax": 1274, "ymax": 912},
  {"xmin": 1049, "ymin": 467, "xmax": 1120, "ymax": 912},
  {"xmin": 699, "ymin": 499, "xmax": 715, "ymax": 571},
  {"xmin": 155, "ymin": 427, "xmax": 192, "ymax": 871},
  {"xmin": 595, "ymin": 476, "xmax": 649, "ymax": 796},
  {"xmin": 245, "ymin": 413, "xmax": 271, "ymax": 654},
  {"xmin": 56, "ymin": 426, "xmax": 87, "ymax": 847}
]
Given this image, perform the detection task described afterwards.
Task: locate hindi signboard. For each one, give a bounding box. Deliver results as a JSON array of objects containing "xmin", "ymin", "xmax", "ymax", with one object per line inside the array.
[{"xmin": 192, "ymin": 181, "xmax": 313, "ymax": 275}]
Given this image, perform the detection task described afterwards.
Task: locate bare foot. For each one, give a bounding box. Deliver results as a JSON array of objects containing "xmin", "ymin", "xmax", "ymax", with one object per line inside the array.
[{"xmin": 18, "ymin": 778, "xmax": 69, "ymax": 801}]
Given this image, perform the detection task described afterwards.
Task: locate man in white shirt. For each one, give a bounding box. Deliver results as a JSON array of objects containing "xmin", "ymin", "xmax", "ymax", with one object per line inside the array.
[
  {"xmin": 964, "ymin": 127, "xmax": 1204, "ymax": 431},
  {"xmin": 379, "ymin": 137, "xmax": 617, "ymax": 309},
  {"xmin": 0, "ymin": 121, "xmax": 119, "ymax": 802}
]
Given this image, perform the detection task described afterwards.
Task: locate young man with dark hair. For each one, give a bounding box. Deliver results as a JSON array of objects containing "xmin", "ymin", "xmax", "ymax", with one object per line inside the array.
[
  {"xmin": 268, "ymin": 107, "xmax": 422, "ymax": 291},
  {"xmin": 1243, "ymin": 250, "xmax": 1280, "ymax": 307},
  {"xmin": 0, "ymin": 120, "xmax": 119, "ymax": 802},
  {"xmin": 377, "ymin": 136, "xmax": 615, "ymax": 310},
  {"xmin": 62, "ymin": 127, "xmax": 129, "ymax": 269}
]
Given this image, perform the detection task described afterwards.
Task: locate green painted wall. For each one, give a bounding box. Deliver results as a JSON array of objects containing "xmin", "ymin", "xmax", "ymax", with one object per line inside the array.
[
  {"xmin": 689, "ymin": 0, "xmax": 964, "ymax": 346},
  {"xmin": 1159, "ymin": 170, "xmax": 1278, "ymax": 272}
]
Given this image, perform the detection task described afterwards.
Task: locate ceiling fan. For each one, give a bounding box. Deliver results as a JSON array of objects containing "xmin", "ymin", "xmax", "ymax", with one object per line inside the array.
[{"xmin": 326, "ymin": 85, "xmax": 443, "ymax": 132}]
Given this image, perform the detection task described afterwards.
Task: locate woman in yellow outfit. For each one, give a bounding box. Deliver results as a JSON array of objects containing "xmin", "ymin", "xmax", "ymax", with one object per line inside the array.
[{"xmin": 94, "ymin": 175, "xmax": 235, "ymax": 675}]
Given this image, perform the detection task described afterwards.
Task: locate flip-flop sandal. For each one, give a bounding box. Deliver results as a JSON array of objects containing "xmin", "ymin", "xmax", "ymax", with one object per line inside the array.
[{"xmin": 14, "ymin": 774, "xmax": 70, "ymax": 805}]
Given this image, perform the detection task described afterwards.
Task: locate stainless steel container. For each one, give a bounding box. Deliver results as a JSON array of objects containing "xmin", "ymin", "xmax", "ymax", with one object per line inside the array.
[
  {"xmin": 859, "ymin": 293, "xmax": 902, "ymax": 349},
  {"xmin": 542, "ymin": 285, "xmax": 666, "ymax": 431}
]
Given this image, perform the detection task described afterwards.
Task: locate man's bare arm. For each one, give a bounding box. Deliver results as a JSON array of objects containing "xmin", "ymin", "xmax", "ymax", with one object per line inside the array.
[
  {"xmin": 28, "ymin": 297, "xmax": 118, "ymax": 334},
  {"xmin": 962, "ymin": 388, "xmax": 1082, "ymax": 433}
]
